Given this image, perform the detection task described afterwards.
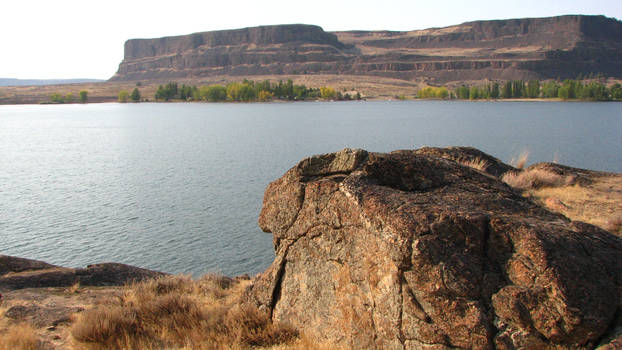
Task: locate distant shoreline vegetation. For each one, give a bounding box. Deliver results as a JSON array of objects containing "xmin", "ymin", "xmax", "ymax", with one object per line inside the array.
[
  {"xmin": 48, "ymin": 90, "xmax": 88, "ymax": 104},
  {"xmin": 42, "ymin": 78, "xmax": 622, "ymax": 105},
  {"xmin": 414, "ymin": 79, "xmax": 622, "ymax": 102},
  {"xmin": 152, "ymin": 79, "xmax": 361, "ymax": 103}
]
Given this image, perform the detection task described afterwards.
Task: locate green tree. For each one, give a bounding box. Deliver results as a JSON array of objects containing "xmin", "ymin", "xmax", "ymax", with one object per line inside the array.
[
  {"xmin": 456, "ymin": 85, "xmax": 470, "ymax": 99},
  {"xmin": 118, "ymin": 90, "xmax": 129, "ymax": 103},
  {"xmin": 206, "ymin": 85, "xmax": 227, "ymax": 101},
  {"xmin": 469, "ymin": 86, "xmax": 480, "ymax": 100},
  {"xmin": 541, "ymin": 81, "xmax": 559, "ymax": 98},
  {"xmin": 502, "ymin": 82, "xmax": 513, "ymax": 99},
  {"xmin": 490, "ymin": 83, "xmax": 500, "ymax": 99},
  {"xmin": 79, "ymin": 90, "xmax": 88, "ymax": 103},
  {"xmin": 238, "ymin": 83, "xmax": 257, "ymax": 101},
  {"xmin": 65, "ymin": 92, "xmax": 74, "ymax": 103},
  {"xmin": 511, "ymin": 80, "xmax": 525, "ymax": 98},
  {"xmin": 155, "ymin": 82, "xmax": 179, "ymax": 101},
  {"xmin": 526, "ymin": 80, "xmax": 540, "ymax": 98},
  {"xmin": 611, "ymin": 84, "xmax": 622, "ymax": 100},
  {"xmin": 558, "ymin": 85, "xmax": 570, "ymax": 100},
  {"xmin": 320, "ymin": 86, "xmax": 337, "ymax": 100},
  {"xmin": 560, "ymin": 80, "xmax": 577, "ymax": 99},
  {"xmin": 130, "ymin": 88, "xmax": 141, "ymax": 102},
  {"xmin": 50, "ymin": 93, "xmax": 64, "ymax": 104},
  {"xmin": 226, "ymin": 82, "xmax": 242, "ymax": 101}
]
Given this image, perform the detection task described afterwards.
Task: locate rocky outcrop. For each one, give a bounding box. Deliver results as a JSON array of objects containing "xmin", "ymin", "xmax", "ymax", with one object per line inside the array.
[
  {"xmin": 111, "ymin": 15, "xmax": 622, "ymax": 83},
  {"xmin": 245, "ymin": 148, "xmax": 622, "ymax": 349},
  {"xmin": 0, "ymin": 255, "xmax": 165, "ymax": 291},
  {"xmin": 0, "ymin": 255, "xmax": 58, "ymax": 276}
]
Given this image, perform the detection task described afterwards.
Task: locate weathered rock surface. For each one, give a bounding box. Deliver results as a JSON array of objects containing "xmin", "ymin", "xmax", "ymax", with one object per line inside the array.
[
  {"xmin": 245, "ymin": 148, "xmax": 622, "ymax": 349},
  {"xmin": 111, "ymin": 15, "xmax": 622, "ymax": 83},
  {"xmin": 0, "ymin": 255, "xmax": 165, "ymax": 291},
  {"xmin": 0, "ymin": 255, "xmax": 58, "ymax": 276}
]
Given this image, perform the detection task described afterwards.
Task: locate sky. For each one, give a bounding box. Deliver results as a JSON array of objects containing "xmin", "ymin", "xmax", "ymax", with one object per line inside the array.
[{"xmin": 2, "ymin": 0, "xmax": 621, "ymax": 80}]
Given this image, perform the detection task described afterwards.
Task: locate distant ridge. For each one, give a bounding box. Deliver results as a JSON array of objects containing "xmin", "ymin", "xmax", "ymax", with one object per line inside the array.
[
  {"xmin": 111, "ymin": 15, "xmax": 622, "ymax": 83},
  {"xmin": 0, "ymin": 78, "xmax": 104, "ymax": 87}
]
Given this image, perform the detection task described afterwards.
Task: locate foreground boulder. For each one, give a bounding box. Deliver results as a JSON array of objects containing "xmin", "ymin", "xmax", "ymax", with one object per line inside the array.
[
  {"xmin": 245, "ymin": 148, "xmax": 622, "ymax": 349},
  {"xmin": 0, "ymin": 255, "xmax": 165, "ymax": 291}
]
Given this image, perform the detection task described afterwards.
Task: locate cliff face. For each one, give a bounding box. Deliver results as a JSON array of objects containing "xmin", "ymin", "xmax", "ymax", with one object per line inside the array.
[
  {"xmin": 245, "ymin": 148, "xmax": 622, "ymax": 349},
  {"xmin": 111, "ymin": 15, "xmax": 622, "ymax": 83},
  {"xmin": 112, "ymin": 24, "xmax": 357, "ymax": 81}
]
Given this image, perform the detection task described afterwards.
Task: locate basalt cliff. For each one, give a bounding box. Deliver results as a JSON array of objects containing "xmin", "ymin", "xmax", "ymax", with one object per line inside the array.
[{"xmin": 111, "ymin": 15, "xmax": 622, "ymax": 83}]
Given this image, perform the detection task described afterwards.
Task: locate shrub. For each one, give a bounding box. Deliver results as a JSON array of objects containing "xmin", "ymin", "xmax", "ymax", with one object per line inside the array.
[
  {"xmin": 65, "ymin": 92, "xmax": 74, "ymax": 103},
  {"xmin": 502, "ymin": 168, "xmax": 572, "ymax": 190},
  {"xmin": 118, "ymin": 90, "xmax": 129, "ymax": 103},
  {"xmin": 320, "ymin": 87, "xmax": 337, "ymax": 100},
  {"xmin": 50, "ymin": 93, "xmax": 64, "ymax": 104},
  {"xmin": 258, "ymin": 90, "xmax": 274, "ymax": 101},
  {"xmin": 79, "ymin": 90, "xmax": 88, "ymax": 103}
]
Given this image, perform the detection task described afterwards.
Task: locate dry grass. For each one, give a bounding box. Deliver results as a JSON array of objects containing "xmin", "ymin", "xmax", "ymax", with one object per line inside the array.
[
  {"xmin": 502, "ymin": 168, "xmax": 574, "ymax": 190},
  {"xmin": 67, "ymin": 282, "xmax": 81, "ymax": 294},
  {"xmin": 261, "ymin": 334, "xmax": 347, "ymax": 350},
  {"xmin": 0, "ymin": 323, "xmax": 40, "ymax": 350},
  {"xmin": 525, "ymin": 175, "xmax": 622, "ymax": 236},
  {"xmin": 510, "ymin": 151, "xmax": 530, "ymax": 170},
  {"xmin": 458, "ymin": 157, "xmax": 490, "ymax": 172},
  {"xmin": 70, "ymin": 274, "xmax": 299, "ymax": 350}
]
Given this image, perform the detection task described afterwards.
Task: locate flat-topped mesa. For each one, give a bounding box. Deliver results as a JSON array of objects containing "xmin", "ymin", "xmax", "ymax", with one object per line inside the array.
[
  {"xmin": 245, "ymin": 147, "xmax": 622, "ymax": 350},
  {"xmin": 111, "ymin": 15, "xmax": 622, "ymax": 83},
  {"xmin": 111, "ymin": 24, "xmax": 353, "ymax": 81},
  {"xmin": 123, "ymin": 24, "xmax": 346, "ymax": 59}
]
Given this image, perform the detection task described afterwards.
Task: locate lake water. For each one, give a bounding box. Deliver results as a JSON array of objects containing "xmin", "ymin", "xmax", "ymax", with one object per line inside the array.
[{"xmin": 1, "ymin": 101, "xmax": 621, "ymax": 277}]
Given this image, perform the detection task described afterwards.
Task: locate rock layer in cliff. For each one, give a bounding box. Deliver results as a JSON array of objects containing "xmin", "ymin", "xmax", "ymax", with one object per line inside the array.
[{"xmin": 245, "ymin": 148, "xmax": 622, "ymax": 349}]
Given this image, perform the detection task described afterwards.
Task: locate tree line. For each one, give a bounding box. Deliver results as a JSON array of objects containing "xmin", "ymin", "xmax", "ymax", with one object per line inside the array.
[
  {"xmin": 48, "ymin": 90, "xmax": 88, "ymax": 104},
  {"xmin": 418, "ymin": 80, "xmax": 622, "ymax": 101},
  {"xmin": 153, "ymin": 80, "xmax": 361, "ymax": 102}
]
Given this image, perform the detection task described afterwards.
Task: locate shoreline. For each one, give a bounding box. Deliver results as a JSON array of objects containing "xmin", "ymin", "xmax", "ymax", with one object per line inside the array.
[
  {"xmin": 3, "ymin": 75, "xmax": 621, "ymax": 105},
  {"xmin": 2, "ymin": 97, "xmax": 619, "ymax": 106}
]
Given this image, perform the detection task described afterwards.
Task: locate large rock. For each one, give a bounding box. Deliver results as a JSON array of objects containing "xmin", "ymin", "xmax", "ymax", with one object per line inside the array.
[{"xmin": 245, "ymin": 148, "xmax": 622, "ymax": 349}]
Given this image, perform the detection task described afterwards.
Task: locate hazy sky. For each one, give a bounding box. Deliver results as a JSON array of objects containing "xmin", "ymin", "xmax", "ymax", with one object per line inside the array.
[{"xmin": 2, "ymin": 0, "xmax": 621, "ymax": 79}]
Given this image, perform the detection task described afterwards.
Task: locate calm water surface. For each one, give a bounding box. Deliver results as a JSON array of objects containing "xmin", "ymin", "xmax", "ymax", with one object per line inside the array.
[{"xmin": 1, "ymin": 101, "xmax": 621, "ymax": 276}]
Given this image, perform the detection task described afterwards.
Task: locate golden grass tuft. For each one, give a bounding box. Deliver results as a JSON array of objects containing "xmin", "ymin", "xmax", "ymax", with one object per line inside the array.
[
  {"xmin": 261, "ymin": 334, "xmax": 347, "ymax": 350},
  {"xmin": 502, "ymin": 168, "xmax": 573, "ymax": 190},
  {"xmin": 0, "ymin": 323, "xmax": 40, "ymax": 350},
  {"xmin": 71, "ymin": 274, "xmax": 299, "ymax": 350},
  {"xmin": 510, "ymin": 151, "xmax": 530, "ymax": 170},
  {"xmin": 458, "ymin": 158, "xmax": 490, "ymax": 172}
]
